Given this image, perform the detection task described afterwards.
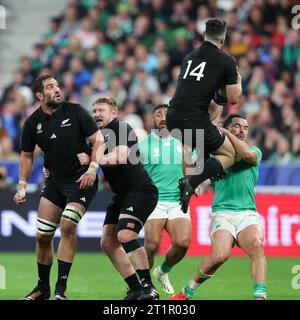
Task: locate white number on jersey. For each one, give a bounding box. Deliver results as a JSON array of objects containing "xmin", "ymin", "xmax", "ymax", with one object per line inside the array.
[{"xmin": 183, "ymin": 60, "xmax": 206, "ymax": 81}]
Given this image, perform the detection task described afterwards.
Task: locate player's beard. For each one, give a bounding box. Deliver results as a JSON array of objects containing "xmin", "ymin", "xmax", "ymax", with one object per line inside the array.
[{"xmin": 45, "ymin": 97, "xmax": 62, "ymax": 110}]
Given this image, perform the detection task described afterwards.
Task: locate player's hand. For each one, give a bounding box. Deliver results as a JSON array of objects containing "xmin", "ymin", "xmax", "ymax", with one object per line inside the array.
[
  {"xmin": 43, "ymin": 167, "xmax": 50, "ymax": 178},
  {"xmin": 76, "ymin": 172, "xmax": 96, "ymax": 189},
  {"xmin": 13, "ymin": 191, "xmax": 26, "ymax": 205},
  {"xmin": 220, "ymin": 128, "xmax": 230, "ymax": 136},
  {"xmin": 77, "ymin": 153, "xmax": 90, "ymax": 166}
]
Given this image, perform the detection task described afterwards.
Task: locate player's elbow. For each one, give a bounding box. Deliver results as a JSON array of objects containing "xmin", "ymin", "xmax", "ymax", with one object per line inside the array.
[
  {"xmin": 227, "ymin": 92, "xmax": 241, "ymax": 105},
  {"xmin": 226, "ymin": 86, "xmax": 242, "ymax": 105},
  {"xmin": 242, "ymin": 152, "xmax": 257, "ymax": 165}
]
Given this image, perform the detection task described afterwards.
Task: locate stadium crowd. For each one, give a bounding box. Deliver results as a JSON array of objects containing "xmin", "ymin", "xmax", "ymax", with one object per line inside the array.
[{"xmin": 1, "ymin": 0, "xmax": 300, "ymax": 189}]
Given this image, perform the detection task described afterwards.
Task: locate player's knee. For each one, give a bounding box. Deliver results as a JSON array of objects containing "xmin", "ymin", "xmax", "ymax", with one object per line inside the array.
[
  {"xmin": 211, "ymin": 252, "xmax": 230, "ymax": 265},
  {"xmin": 36, "ymin": 218, "xmax": 58, "ymax": 239},
  {"xmin": 249, "ymin": 238, "xmax": 264, "ymax": 255},
  {"xmin": 173, "ymin": 237, "xmax": 190, "ymax": 252},
  {"xmin": 100, "ymin": 236, "xmax": 116, "ymax": 252},
  {"xmin": 36, "ymin": 232, "xmax": 53, "ymax": 247},
  {"xmin": 117, "ymin": 230, "xmax": 137, "ymax": 244},
  {"xmin": 60, "ymin": 219, "xmax": 77, "ymax": 238},
  {"xmin": 144, "ymin": 239, "xmax": 160, "ymax": 255},
  {"xmin": 61, "ymin": 205, "xmax": 84, "ymax": 227}
]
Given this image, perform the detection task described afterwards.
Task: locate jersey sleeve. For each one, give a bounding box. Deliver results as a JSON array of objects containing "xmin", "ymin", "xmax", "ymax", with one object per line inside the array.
[
  {"xmin": 20, "ymin": 119, "xmax": 36, "ymax": 152},
  {"xmin": 113, "ymin": 121, "xmax": 137, "ymax": 148},
  {"xmin": 249, "ymin": 146, "xmax": 262, "ymax": 165},
  {"xmin": 224, "ymin": 55, "xmax": 238, "ymax": 85},
  {"xmin": 77, "ymin": 105, "xmax": 98, "ymax": 137}
]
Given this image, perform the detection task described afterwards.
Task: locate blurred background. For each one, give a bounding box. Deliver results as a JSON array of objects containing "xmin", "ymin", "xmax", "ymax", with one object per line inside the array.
[{"xmin": 0, "ymin": 0, "xmax": 300, "ymax": 257}]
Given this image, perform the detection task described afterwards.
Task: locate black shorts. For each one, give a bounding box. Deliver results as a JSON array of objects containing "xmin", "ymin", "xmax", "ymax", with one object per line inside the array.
[
  {"xmin": 104, "ymin": 184, "xmax": 158, "ymax": 226},
  {"xmin": 41, "ymin": 175, "xmax": 98, "ymax": 210},
  {"xmin": 166, "ymin": 109, "xmax": 225, "ymax": 155}
]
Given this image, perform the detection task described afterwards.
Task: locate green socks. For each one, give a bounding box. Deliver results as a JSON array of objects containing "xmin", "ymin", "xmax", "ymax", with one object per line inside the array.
[
  {"xmin": 253, "ymin": 283, "xmax": 267, "ymax": 300},
  {"xmin": 160, "ymin": 261, "xmax": 171, "ymax": 273},
  {"xmin": 183, "ymin": 280, "xmax": 200, "ymax": 299}
]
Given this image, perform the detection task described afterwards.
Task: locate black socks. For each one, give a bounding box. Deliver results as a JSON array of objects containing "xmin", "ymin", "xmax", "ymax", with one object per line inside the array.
[{"xmin": 189, "ymin": 157, "xmax": 224, "ymax": 189}]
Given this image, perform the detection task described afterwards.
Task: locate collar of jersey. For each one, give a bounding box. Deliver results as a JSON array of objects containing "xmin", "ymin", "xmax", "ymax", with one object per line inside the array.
[
  {"xmin": 38, "ymin": 102, "xmax": 66, "ymax": 120},
  {"xmin": 104, "ymin": 117, "xmax": 118, "ymax": 129},
  {"xmin": 150, "ymin": 130, "xmax": 172, "ymax": 141}
]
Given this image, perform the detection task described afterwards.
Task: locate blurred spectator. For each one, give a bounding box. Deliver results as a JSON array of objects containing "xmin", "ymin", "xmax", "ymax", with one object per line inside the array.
[
  {"xmin": 0, "ymin": 136, "xmax": 19, "ymax": 161},
  {"xmin": 0, "ymin": 166, "xmax": 8, "ymax": 189},
  {"xmin": 268, "ymin": 135, "xmax": 296, "ymax": 165}
]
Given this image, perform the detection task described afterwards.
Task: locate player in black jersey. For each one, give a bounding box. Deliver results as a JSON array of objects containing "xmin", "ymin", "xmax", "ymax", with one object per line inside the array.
[
  {"xmin": 92, "ymin": 97, "xmax": 159, "ymax": 300},
  {"xmin": 166, "ymin": 18, "xmax": 242, "ymax": 213},
  {"xmin": 13, "ymin": 75, "xmax": 103, "ymax": 300}
]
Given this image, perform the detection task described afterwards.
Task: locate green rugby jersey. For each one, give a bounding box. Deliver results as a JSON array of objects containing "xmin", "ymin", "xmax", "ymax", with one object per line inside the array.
[
  {"xmin": 212, "ymin": 146, "xmax": 262, "ymax": 213},
  {"xmin": 139, "ymin": 131, "xmax": 183, "ymax": 202}
]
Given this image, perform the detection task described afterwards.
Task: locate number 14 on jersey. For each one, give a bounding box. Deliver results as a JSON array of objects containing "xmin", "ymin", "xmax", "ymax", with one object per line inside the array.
[{"xmin": 183, "ymin": 60, "xmax": 206, "ymax": 81}]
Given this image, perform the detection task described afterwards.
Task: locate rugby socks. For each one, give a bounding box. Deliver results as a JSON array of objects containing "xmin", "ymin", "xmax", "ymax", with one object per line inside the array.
[
  {"xmin": 136, "ymin": 269, "xmax": 153, "ymax": 286},
  {"xmin": 160, "ymin": 261, "xmax": 171, "ymax": 273},
  {"xmin": 125, "ymin": 273, "xmax": 142, "ymax": 291},
  {"xmin": 56, "ymin": 259, "xmax": 72, "ymax": 289},
  {"xmin": 253, "ymin": 282, "xmax": 267, "ymax": 300},
  {"xmin": 189, "ymin": 157, "xmax": 224, "ymax": 189},
  {"xmin": 183, "ymin": 280, "xmax": 200, "ymax": 299},
  {"xmin": 37, "ymin": 262, "xmax": 51, "ymax": 288}
]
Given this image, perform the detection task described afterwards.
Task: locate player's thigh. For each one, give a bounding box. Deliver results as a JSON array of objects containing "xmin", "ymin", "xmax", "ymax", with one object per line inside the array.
[
  {"xmin": 211, "ymin": 135, "xmax": 236, "ymax": 170},
  {"xmin": 211, "ymin": 230, "xmax": 235, "ymax": 257},
  {"xmin": 166, "ymin": 218, "xmax": 192, "ymax": 247},
  {"xmin": 63, "ymin": 177, "xmax": 98, "ymax": 211},
  {"xmin": 237, "ymin": 224, "xmax": 264, "ymax": 255},
  {"xmin": 121, "ymin": 185, "xmax": 158, "ymax": 225},
  {"xmin": 38, "ymin": 196, "xmax": 63, "ymax": 225},
  {"xmin": 144, "ymin": 218, "xmax": 167, "ymax": 249}
]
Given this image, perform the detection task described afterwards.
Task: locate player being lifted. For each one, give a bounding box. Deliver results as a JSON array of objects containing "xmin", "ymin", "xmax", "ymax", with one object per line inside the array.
[
  {"xmin": 166, "ymin": 18, "xmax": 242, "ymax": 212},
  {"xmin": 170, "ymin": 114, "xmax": 267, "ymax": 300}
]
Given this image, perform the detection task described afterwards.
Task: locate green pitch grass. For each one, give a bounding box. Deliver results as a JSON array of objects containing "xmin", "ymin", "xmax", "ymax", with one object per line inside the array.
[{"xmin": 0, "ymin": 253, "xmax": 299, "ymax": 300}]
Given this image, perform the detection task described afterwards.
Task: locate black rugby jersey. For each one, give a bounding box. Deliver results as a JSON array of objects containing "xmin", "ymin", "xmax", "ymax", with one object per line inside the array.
[
  {"xmin": 21, "ymin": 102, "xmax": 98, "ymax": 178},
  {"xmin": 100, "ymin": 118, "xmax": 154, "ymax": 195},
  {"xmin": 169, "ymin": 41, "xmax": 238, "ymax": 127}
]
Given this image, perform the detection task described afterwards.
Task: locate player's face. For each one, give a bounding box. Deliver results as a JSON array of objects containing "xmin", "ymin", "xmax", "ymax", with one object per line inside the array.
[
  {"xmin": 153, "ymin": 107, "xmax": 167, "ymax": 130},
  {"xmin": 228, "ymin": 117, "xmax": 249, "ymax": 141},
  {"xmin": 40, "ymin": 78, "xmax": 62, "ymax": 109},
  {"xmin": 92, "ymin": 103, "xmax": 115, "ymax": 128}
]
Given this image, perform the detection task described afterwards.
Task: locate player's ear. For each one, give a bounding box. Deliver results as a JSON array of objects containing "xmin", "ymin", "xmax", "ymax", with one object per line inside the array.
[
  {"xmin": 36, "ymin": 92, "xmax": 44, "ymax": 102},
  {"xmin": 220, "ymin": 36, "xmax": 225, "ymax": 46},
  {"xmin": 112, "ymin": 107, "xmax": 118, "ymax": 117},
  {"xmin": 202, "ymin": 31, "xmax": 206, "ymax": 39}
]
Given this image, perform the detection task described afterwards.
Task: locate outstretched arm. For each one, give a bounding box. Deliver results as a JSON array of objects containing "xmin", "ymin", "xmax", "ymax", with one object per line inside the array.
[{"xmin": 222, "ymin": 129, "xmax": 258, "ymax": 165}]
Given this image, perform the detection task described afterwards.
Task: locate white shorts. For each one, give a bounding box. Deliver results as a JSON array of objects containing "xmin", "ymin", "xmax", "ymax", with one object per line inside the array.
[
  {"xmin": 210, "ymin": 210, "xmax": 262, "ymax": 239},
  {"xmin": 147, "ymin": 201, "xmax": 191, "ymax": 221}
]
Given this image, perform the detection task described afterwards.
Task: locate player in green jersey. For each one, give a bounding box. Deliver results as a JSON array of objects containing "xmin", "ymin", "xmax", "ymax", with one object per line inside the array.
[
  {"xmin": 170, "ymin": 114, "xmax": 267, "ymax": 300},
  {"xmin": 139, "ymin": 104, "xmax": 192, "ymax": 295}
]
